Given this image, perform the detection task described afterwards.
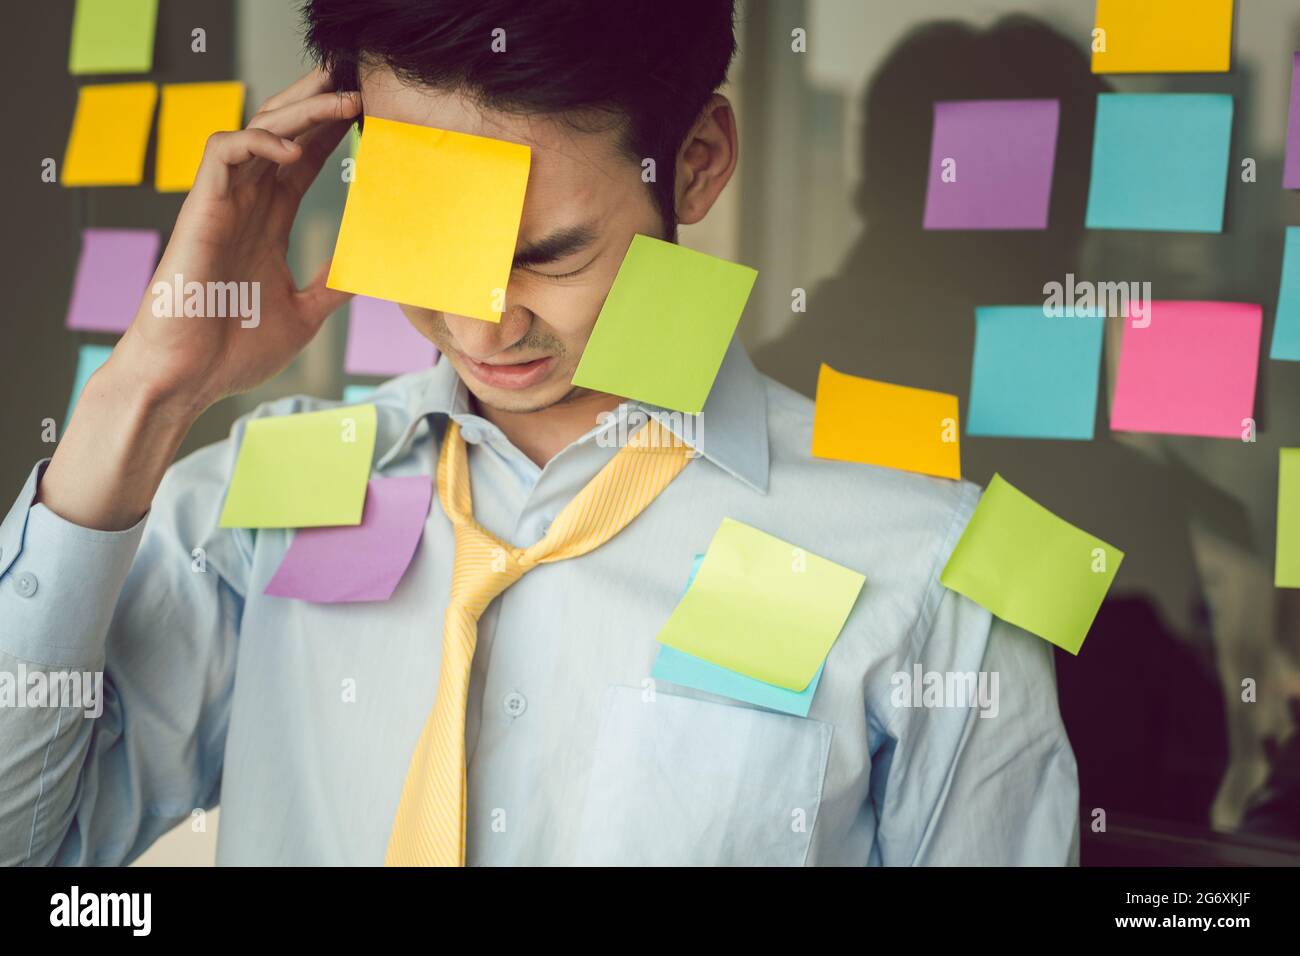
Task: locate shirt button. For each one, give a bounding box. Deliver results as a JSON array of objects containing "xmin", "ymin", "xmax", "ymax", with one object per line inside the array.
[
  {"xmin": 461, "ymin": 427, "xmax": 482, "ymax": 443},
  {"xmin": 503, "ymin": 691, "xmax": 527, "ymax": 718},
  {"xmin": 13, "ymin": 571, "xmax": 38, "ymax": 598}
]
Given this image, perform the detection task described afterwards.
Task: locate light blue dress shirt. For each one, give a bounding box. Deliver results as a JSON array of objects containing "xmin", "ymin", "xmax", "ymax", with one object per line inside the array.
[{"xmin": 0, "ymin": 340, "xmax": 1079, "ymax": 866}]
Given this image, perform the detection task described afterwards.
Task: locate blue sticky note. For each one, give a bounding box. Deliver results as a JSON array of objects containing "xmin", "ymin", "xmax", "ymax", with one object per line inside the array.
[
  {"xmin": 65, "ymin": 343, "xmax": 113, "ymax": 427},
  {"xmin": 650, "ymin": 554, "xmax": 827, "ymax": 717},
  {"xmin": 342, "ymin": 384, "xmax": 378, "ymax": 404},
  {"xmin": 1270, "ymin": 227, "xmax": 1300, "ymax": 362},
  {"xmin": 1085, "ymin": 93, "xmax": 1232, "ymax": 233},
  {"xmin": 966, "ymin": 305, "xmax": 1105, "ymax": 439}
]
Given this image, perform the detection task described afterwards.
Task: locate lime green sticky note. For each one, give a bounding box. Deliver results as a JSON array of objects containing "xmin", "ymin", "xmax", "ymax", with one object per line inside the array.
[
  {"xmin": 1277, "ymin": 449, "xmax": 1300, "ymax": 588},
  {"xmin": 571, "ymin": 235, "xmax": 757, "ymax": 413},
  {"xmin": 69, "ymin": 0, "xmax": 158, "ymax": 75},
  {"xmin": 655, "ymin": 518, "xmax": 865, "ymax": 691},
  {"xmin": 219, "ymin": 405, "xmax": 377, "ymax": 529},
  {"xmin": 940, "ymin": 474, "xmax": 1123, "ymax": 654}
]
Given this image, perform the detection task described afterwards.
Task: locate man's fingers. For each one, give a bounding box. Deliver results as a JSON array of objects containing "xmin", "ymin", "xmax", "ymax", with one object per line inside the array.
[
  {"xmin": 192, "ymin": 128, "xmax": 302, "ymax": 196},
  {"xmin": 247, "ymin": 89, "xmax": 362, "ymax": 141},
  {"xmin": 295, "ymin": 258, "xmax": 352, "ymax": 326},
  {"xmin": 253, "ymin": 65, "xmax": 334, "ymax": 115}
]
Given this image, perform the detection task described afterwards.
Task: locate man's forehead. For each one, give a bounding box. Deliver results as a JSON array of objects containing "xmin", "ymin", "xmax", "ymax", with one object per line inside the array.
[{"xmin": 358, "ymin": 66, "xmax": 624, "ymax": 182}]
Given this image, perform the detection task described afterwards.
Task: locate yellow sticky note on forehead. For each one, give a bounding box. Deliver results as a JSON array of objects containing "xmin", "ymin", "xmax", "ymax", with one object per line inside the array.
[
  {"xmin": 62, "ymin": 82, "xmax": 157, "ymax": 186},
  {"xmin": 812, "ymin": 364, "xmax": 961, "ymax": 480},
  {"xmin": 327, "ymin": 117, "xmax": 531, "ymax": 322},
  {"xmin": 156, "ymin": 82, "xmax": 245, "ymax": 192},
  {"xmin": 1092, "ymin": 0, "xmax": 1234, "ymax": 74}
]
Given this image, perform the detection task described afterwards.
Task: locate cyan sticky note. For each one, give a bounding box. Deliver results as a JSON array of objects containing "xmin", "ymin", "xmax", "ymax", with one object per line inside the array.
[
  {"xmin": 1085, "ymin": 93, "xmax": 1232, "ymax": 233},
  {"xmin": 342, "ymin": 384, "xmax": 378, "ymax": 404},
  {"xmin": 650, "ymin": 555, "xmax": 827, "ymax": 717},
  {"xmin": 65, "ymin": 343, "xmax": 113, "ymax": 427},
  {"xmin": 1270, "ymin": 227, "xmax": 1300, "ymax": 362},
  {"xmin": 966, "ymin": 305, "xmax": 1105, "ymax": 439}
]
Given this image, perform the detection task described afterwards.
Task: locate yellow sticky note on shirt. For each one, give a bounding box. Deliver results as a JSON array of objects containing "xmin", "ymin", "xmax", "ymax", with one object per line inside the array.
[
  {"xmin": 156, "ymin": 82, "xmax": 246, "ymax": 192},
  {"xmin": 327, "ymin": 117, "xmax": 531, "ymax": 322},
  {"xmin": 62, "ymin": 82, "xmax": 157, "ymax": 186},
  {"xmin": 219, "ymin": 405, "xmax": 377, "ymax": 529},
  {"xmin": 811, "ymin": 364, "xmax": 961, "ymax": 480},
  {"xmin": 656, "ymin": 518, "xmax": 866, "ymax": 691},
  {"xmin": 1092, "ymin": 0, "xmax": 1234, "ymax": 74}
]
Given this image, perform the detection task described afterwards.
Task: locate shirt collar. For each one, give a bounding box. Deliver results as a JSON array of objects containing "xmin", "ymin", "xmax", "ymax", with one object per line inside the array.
[{"xmin": 375, "ymin": 336, "xmax": 770, "ymax": 494}]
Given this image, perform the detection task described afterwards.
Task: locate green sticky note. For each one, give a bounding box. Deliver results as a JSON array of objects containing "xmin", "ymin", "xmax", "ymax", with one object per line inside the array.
[
  {"xmin": 940, "ymin": 474, "xmax": 1123, "ymax": 654},
  {"xmin": 571, "ymin": 235, "xmax": 757, "ymax": 414},
  {"xmin": 1277, "ymin": 449, "xmax": 1300, "ymax": 588},
  {"xmin": 69, "ymin": 0, "xmax": 159, "ymax": 75},
  {"xmin": 219, "ymin": 405, "xmax": 377, "ymax": 529},
  {"xmin": 655, "ymin": 518, "xmax": 865, "ymax": 691}
]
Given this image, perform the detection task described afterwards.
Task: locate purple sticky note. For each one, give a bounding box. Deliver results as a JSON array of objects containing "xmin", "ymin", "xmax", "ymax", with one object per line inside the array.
[
  {"xmin": 1286, "ymin": 53, "xmax": 1300, "ymax": 190},
  {"xmin": 264, "ymin": 476, "xmax": 432, "ymax": 603},
  {"xmin": 65, "ymin": 228, "xmax": 160, "ymax": 333},
  {"xmin": 923, "ymin": 99, "xmax": 1060, "ymax": 230},
  {"xmin": 343, "ymin": 296, "xmax": 439, "ymax": 376}
]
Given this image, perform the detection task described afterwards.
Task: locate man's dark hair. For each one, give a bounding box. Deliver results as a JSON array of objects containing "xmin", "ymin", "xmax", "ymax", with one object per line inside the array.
[{"xmin": 301, "ymin": 0, "xmax": 737, "ymax": 236}]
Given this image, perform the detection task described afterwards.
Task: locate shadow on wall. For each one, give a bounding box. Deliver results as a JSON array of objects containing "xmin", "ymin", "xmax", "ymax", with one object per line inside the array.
[{"xmin": 753, "ymin": 15, "xmax": 1275, "ymax": 839}]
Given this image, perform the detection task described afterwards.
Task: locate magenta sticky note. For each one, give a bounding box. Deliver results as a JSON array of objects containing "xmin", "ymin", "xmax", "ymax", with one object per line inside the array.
[
  {"xmin": 922, "ymin": 99, "xmax": 1060, "ymax": 230},
  {"xmin": 1110, "ymin": 301, "xmax": 1262, "ymax": 439},
  {"xmin": 343, "ymin": 296, "xmax": 439, "ymax": 376},
  {"xmin": 1286, "ymin": 53, "xmax": 1300, "ymax": 190},
  {"xmin": 65, "ymin": 228, "xmax": 160, "ymax": 332},
  {"xmin": 264, "ymin": 475, "xmax": 432, "ymax": 603}
]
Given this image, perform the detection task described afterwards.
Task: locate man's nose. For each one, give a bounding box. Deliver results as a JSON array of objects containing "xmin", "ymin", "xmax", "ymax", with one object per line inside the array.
[{"xmin": 443, "ymin": 302, "xmax": 532, "ymax": 361}]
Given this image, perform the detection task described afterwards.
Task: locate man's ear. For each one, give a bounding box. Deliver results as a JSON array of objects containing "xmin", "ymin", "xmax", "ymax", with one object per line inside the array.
[{"xmin": 673, "ymin": 93, "xmax": 739, "ymax": 226}]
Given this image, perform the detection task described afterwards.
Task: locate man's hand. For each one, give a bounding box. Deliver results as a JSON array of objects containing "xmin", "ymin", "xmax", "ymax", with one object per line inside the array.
[
  {"xmin": 114, "ymin": 67, "xmax": 362, "ymax": 414},
  {"xmin": 38, "ymin": 68, "xmax": 363, "ymax": 531}
]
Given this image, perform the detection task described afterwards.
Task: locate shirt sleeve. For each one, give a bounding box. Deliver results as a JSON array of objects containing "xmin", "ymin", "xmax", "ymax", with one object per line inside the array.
[
  {"xmin": 0, "ymin": 434, "xmax": 253, "ymax": 866},
  {"xmin": 871, "ymin": 567, "xmax": 1081, "ymax": 866}
]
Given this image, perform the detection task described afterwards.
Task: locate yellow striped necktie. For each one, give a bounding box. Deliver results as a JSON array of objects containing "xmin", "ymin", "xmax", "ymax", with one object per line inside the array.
[{"xmin": 385, "ymin": 416, "xmax": 693, "ymax": 866}]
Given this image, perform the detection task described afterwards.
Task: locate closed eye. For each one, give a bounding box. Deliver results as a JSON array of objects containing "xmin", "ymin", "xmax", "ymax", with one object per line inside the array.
[{"xmin": 522, "ymin": 256, "xmax": 597, "ymax": 281}]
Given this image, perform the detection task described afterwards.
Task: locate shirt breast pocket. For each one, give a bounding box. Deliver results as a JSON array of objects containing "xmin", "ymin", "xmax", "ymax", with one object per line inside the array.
[{"xmin": 573, "ymin": 685, "xmax": 833, "ymax": 866}]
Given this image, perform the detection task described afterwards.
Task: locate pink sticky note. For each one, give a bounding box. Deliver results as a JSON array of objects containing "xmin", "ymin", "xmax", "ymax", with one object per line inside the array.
[
  {"xmin": 1110, "ymin": 301, "xmax": 1262, "ymax": 439},
  {"xmin": 65, "ymin": 228, "xmax": 160, "ymax": 332},
  {"xmin": 343, "ymin": 296, "xmax": 439, "ymax": 376},
  {"xmin": 264, "ymin": 476, "xmax": 432, "ymax": 603}
]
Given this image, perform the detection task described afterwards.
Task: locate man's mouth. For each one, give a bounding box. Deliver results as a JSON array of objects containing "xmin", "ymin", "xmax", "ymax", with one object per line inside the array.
[{"xmin": 458, "ymin": 352, "xmax": 557, "ymax": 390}]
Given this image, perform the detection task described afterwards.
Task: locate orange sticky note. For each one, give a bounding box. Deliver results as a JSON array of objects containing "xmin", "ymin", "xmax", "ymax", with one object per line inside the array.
[
  {"xmin": 156, "ymin": 81, "xmax": 246, "ymax": 192},
  {"xmin": 1092, "ymin": 0, "xmax": 1234, "ymax": 74},
  {"xmin": 62, "ymin": 82, "xmax": 157, "ymax": 186},
  {"xmin": 811, "ymin": 364, "xmax": 961, "ymax": 480},
  {"xmin": 327, "ymin": 117, "xmax": 531, "ymax": 322}
]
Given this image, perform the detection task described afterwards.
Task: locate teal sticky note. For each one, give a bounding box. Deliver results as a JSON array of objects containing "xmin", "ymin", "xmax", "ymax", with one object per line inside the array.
[
  {"xmin": 966, "ymin": 305, "xmax": 1105, "ymax": 439},
  {"xmin": 650, "ymin": 554, "xmax": 827, "ymax": 717},
  {"xmin": 65, "ymin": 343, "xmax": 113, "ymax": 427},
  {"xmin": 1270, "ymin": 228, "xmax": 1300, "ymax": 362},
  {"xmin": 342, "ymin": 384, "xmax": 378, "ymax": 404},
  {"xmin": 1085, "ymin": 93, "xmax": 1232, "ymax": 233}
]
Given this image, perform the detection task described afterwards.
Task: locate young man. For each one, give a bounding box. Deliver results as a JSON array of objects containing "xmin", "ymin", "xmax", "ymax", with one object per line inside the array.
[{"xmin": 0, "ymin": 1, "xmax": 1077, "ymax": 865}]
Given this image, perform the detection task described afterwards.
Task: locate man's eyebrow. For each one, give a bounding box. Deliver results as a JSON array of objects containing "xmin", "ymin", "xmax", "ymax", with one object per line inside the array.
[{"xmin": 512, "ymin": 224, "xmax": 599, "ymax": 269}]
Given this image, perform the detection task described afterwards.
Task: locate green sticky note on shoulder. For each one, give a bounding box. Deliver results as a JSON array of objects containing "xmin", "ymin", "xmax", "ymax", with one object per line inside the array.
[
  {"xmin": 219, "ymin": 405, "xmax": 377, "ymax": 529},
  {"xmin": 571, "ymin": 235, "xmax": 757, "ymax": 414},
  {"xmin": 1277, "ymin": 449, "xmax": 1300, "ymax": 588},
  {"xmin": 940, "ymin": 474, "xmax": 1123, "ymax": 654},
  {"xmin": 69, "ymin": 0, "xmax": 159, "ymax": 75},
  {"xmin": 655, "ymin": 518, "xmax": 865, "ymax": 690}
]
